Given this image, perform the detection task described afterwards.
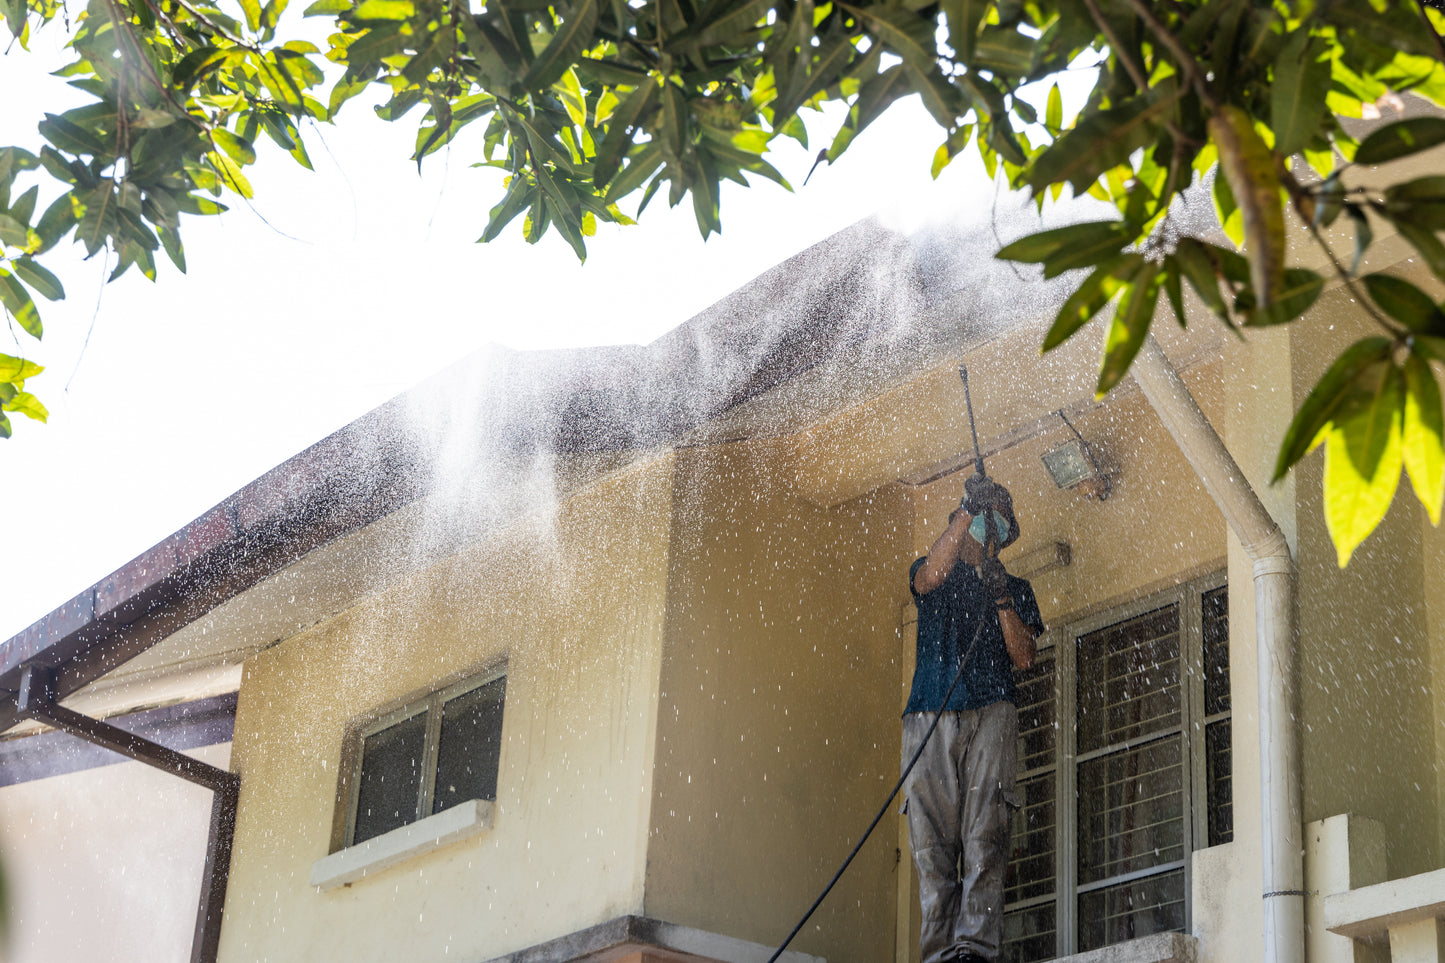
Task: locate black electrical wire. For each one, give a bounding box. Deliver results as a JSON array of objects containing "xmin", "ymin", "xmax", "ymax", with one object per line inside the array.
[{"xmin": 765, "ymin": 519, "xmax": 1001, "ymax": 963}]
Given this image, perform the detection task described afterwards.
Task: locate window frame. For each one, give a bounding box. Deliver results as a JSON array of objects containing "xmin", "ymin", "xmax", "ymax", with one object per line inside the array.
[
  {"xmin": 338, "ymin": 661, "xmax": 508, "ymax": 852},
  {"xmin": 1006, "ymin": 571, "xmax": 1228, "ymax": 960}
]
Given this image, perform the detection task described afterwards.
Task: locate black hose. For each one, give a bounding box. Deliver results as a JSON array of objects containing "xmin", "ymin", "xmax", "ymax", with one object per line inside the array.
[{"xmin": 765, "ymin": 517, "xmax": 1001, "ymax": 963}]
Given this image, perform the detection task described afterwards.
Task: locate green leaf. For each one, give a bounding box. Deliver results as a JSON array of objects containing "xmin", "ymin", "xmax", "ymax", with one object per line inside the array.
[
  {"xmin": 1163, "ymin": 258, "xmax": 1185, "ymax": 329},
  {"xmin": 354, "ymin": 0, "xmax": 410, "ymax": 15},
  {"xmin": 1174, "ymin": 237, "xmax": 1228, "ymax": 320},
  {"xmin": 33, "ymin": 193, "xmax": 76, "ymax": 254},
  {"xmin": 304, "ymin": 0, "xmax": 351, "ymax": 13},
  {"xmin": 1363, "ymin": 273, "xmax": 1445, "ymax": 334},
  {"xmin": 240, "ymin": 0, "xmax": 262, "ymax": 32},
  {"xmin": 77, "ymin": 184, "xmax": 117, "ymax": 256},
  {"xmin": 158, "ymin": 224, "xmax": 187, "ymax": 272},
  {"xmin": 1271, "ymin": 30, "xmax": 1331, "ymax": 158},
  {"xmin": 1356, "ymin": 117, "xmax": 1445, "ymax": 165},
  {"xmin": 1323, "ymin": 362, "xmax": 1404, "ymax": 567},
  {"xmin": 973, "ymin": 24, "xmax": 1033, "ymax": 76},
  {"xmin": 1210, "ymin": 104, "xmax": 1285, "ymax": 306},
  {"xmin": 685, "ymin": 0, "xmax": 772, "ymax": 48},
  {"xmin": 9, "ymin": 185, "xmax": 38, "ymax": 226},
  {"xmin": 0, "ymin": 353, "xmax": 40, "ymax": 384},
  {"xmin": 3, "ymin": 388, "xmax": 46, "ymax": 422},
  {"xmin": 0, "ymin": 213, "xmax": 26, "ymax": 247},
  {"xmin": 522, "ymin": 0, "xmax": 598, "ymax": 91},
  {"xmin": 172, "ymin": 47, "xmax": 233, "ymax": 89},
  {"xmin": 1395, "ymin": 220, "xmax": 1445, "ymax": 280},
  {"xmin": 848, "ymin": 5, "xmax": 935, "ymax": 77},
  {"xmin": 1096, "ymin": 259, "xmax": 1162, "ymax": 396},
  {"xmin": 1045, "ymin": 82, "xmax": 1062, "ymax": 132},
  {"xmin": 1041, "ymin": 254, "xmax": 1141, "ymax": 352},
  {"xmin": 208, "ymin": 152, "xmax": 255, "ymax": 198},
  {"xmin": 1274, "ymin": 336, "xmax": 1393, "ymax": 481},
  {"xmin": 213, "ymin": 129, "xmax": 257, "ymax": 166},
  {"xmin": 1243, "ymin": 268, "xmax": 1324, "ymax": 326},
  {"xmin": 939, "ymin": 0, "xmax": 987, "ymax": 62},
  {"xmin": 1026, "ymin": 80, "xmax": 1181, "ymax": 195},
  {"xmin": 1402, "ymin": 349, "xmax": 1445, "ymax": 525},
  {"xmin": 481, "ymin": 176, "xmax": 532, "ymax": 243},
  {"xmin": 996, "ymin": 220, "xmax": 1134, "ymax": 278},
  {"xmin": 38, "ymin": 113, "xmax": 108, "ymax": 157},
  {"xmin": 0, "ymin": 269, "xmax": 41, "ymax": 338},
  {"xmin": 1383, "ymin": 176, "xmax": 1445, "ymax": 230},
  {"xmin": 593, "ymin": 81, "xmax": 657, "ymax": 190},
  {"xmin": 12, "ymin": 258, "xmax": 63, "ymax": 301}
]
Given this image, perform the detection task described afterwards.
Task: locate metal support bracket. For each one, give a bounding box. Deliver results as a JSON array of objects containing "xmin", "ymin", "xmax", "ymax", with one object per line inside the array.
[{"xmin": 15, "ymin": 664, "xmax": 240, "ymax": 963}]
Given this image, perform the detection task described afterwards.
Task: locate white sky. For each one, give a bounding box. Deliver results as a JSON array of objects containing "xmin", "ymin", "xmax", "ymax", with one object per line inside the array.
[{"xmin": 0, "ymin": 20, "xmax": 1001, "ymax": 641}]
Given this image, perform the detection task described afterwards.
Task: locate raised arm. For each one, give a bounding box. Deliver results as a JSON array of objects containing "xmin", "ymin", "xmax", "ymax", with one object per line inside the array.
[{"xmin": 913, "ymin": 508, "xmax": 976, "ymax": 595}]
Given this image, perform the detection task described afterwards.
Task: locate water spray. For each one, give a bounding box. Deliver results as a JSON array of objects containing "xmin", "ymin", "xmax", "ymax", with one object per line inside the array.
[{"xmin": 765, "ymin": 359, "xmax": 1001, "ymax": 963}]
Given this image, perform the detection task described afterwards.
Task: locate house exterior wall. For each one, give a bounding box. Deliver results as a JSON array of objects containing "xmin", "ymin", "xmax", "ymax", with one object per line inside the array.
[
  {"xmin": 644, "ymin": 438, "xmax": 915, "ymax": 963},
  {"xmin": 217, "ymin": 452, "xmax": 677, "ymax": 963},
  {"xmin": 0, "ymin": 743, "xmax": 231, "ymax": 963},
  {"xmin": 1286, "ymin": 290, "xmax": 1442, "ymax": 879}
]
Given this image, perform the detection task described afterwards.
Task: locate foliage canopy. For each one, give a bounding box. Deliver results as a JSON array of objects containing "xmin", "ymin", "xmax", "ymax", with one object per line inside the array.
[{"xmin": 2, "ymin": 0, "xmax": 1445, "ymax": 563}]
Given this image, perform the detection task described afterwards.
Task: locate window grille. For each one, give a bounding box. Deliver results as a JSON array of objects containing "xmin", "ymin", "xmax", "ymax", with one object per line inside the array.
[{"xmin": 1003, "ymin": 575, "xmax": 1229, "ymax": 962}]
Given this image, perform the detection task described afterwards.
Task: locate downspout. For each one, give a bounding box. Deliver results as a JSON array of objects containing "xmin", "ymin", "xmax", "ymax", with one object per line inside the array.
[{"xmin": 1131, "ymin": 335, "xmax": 1303, "ymax": 963}]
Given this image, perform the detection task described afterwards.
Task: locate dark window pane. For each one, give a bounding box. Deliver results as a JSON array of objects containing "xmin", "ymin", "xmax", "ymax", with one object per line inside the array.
[
  {"xmin": 1202, "ymin": 587, "xmax": 1230, "ymax": 716},
  {"xmin": 354, "ymin": 712, "xmax": 427, "ymax": 844},
  {"xmin": 433, "ymin": 677, "xmax": 506, "ymax": 814},
  {"xmin": 1007, "ymin": 771, "xmax": 1056, "ymax": 904},
  {"xmin": 1016, "ymin": 652, "xmax": 1056, "ymax": 772},
  {"xmin": 1077, "ymin": 605, "xmax": 1181, "ymax": 753},
  {"xmin": 1004, "ymin": 901, "xmax": 1056, "ymax": 963},
  {"xmin": 1206, "ymin": 719, "xmax": 1233, "ymax": 845},
  {"xmin": 1077, "ymin": 735, "xmax": 1184, "ymax": 884},
  {"xmin": 1078, "ymin": 869, "xmax": 1186, "ymax": 951}
]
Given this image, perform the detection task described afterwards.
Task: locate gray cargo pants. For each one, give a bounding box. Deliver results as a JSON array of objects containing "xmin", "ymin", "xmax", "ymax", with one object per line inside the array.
[{"xmin": 902, "ymin": 701, "xmax": 1018, "ymax": 963}]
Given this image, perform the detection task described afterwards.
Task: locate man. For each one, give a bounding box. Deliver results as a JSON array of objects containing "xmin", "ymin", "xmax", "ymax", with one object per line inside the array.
[{"xmin": 904, "ymin": 473, "xmax": 1044, "ymax": 963}]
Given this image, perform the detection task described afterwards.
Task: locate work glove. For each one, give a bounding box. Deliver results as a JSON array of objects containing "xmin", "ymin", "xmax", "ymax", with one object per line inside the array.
[
  {"xmin": 979, "ymin": 554, "xmax": 1010, "ymax": 601},
  {"xmin": 963, "ymin": 472, "xmax": 1011, "ymax": 517}
]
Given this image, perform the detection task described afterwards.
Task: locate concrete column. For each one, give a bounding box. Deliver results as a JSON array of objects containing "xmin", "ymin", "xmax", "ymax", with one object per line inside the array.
[
  {"xmin": 1303, "ymin": 814, "xmax": 1387, "ymax": 963},
  {"xmin": 1389, "ymin": 919, "xmax": 1445, "ymax": 963}
]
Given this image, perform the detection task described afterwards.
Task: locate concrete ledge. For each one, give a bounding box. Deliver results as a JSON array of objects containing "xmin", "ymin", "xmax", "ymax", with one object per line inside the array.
[
  {"xmin": 480, "ymin": 915, "xmax": 825, "ymax": 963},
  {"xmin": 310, "ymin": 798, "xmax": 491, "ymax": 890},
  {"xmin": 1323, "ymin": 866, "xmax": 1445, "ymax": 940},
  {"xmin": 1051, "ymin": 931, "xmax": 1198, "ymax": 963}
]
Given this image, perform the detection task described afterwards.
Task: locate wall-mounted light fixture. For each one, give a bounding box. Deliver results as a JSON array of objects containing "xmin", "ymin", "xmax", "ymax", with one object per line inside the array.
[{"xmin": 1042, "ymin": 412, "xmax": 1111, "ymax": 499}]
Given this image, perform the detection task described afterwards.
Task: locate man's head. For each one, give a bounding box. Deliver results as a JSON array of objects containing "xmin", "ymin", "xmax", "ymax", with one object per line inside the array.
[{"xmin": 962, "ymin": 473, "xmax": 1020, "ymax": 550}]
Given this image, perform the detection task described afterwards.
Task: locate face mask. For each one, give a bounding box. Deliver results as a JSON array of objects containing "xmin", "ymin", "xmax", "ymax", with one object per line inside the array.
[{"xmin": 969, "ymin": 511, "xmax": 1010, "ymax": 546}]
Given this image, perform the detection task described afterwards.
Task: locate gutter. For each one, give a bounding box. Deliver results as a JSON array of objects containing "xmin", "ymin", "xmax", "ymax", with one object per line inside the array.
[{"xmin": 1132, "ymin": 335, "xmax": 1303, "ymax": 963}]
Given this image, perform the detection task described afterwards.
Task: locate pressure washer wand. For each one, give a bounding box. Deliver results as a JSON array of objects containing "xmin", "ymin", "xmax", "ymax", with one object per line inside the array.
[{"xmin": 959, "ymin": 364, "xmax": 985, "ymax": 479}]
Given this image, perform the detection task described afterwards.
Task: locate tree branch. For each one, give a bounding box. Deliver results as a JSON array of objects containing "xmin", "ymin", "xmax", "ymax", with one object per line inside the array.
[{"xmin": 1120, "ymin": 0, "xmax": 1219, "ymax": 110}]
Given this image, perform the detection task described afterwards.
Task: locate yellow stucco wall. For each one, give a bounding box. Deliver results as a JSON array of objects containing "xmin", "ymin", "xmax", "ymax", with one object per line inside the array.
[
  {"xmin": 1285, "ymin": 289, "xmax": 1442, "ymax": 878},
  {"xmin": 219, "ymin": 452, "xmax": 676, "ymax": 962},
  {"xmin": 644, "ymin": 439, "xmax": 914, "ymax": 963}
]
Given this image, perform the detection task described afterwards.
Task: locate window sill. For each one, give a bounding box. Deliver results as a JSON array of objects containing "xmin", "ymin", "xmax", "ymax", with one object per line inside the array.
[
  {"xmin": 1051, "ymin": 931, "xmax": 1198, "ymax": 963},
  {"xmin": 311, "ymin": 798, "xmax": 493, "ymax": 891}
]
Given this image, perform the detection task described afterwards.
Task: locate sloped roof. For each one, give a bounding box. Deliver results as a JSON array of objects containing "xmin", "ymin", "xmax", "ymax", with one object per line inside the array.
[{"xmin": 0, "ymin": 207, "xmax": 1078, "ymax": 730}]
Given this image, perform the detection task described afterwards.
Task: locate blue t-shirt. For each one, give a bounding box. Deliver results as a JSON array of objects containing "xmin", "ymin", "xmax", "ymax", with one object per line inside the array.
[{"xmin": 906, "ymin": 556, "xmax": 1045, "ymax": 715}]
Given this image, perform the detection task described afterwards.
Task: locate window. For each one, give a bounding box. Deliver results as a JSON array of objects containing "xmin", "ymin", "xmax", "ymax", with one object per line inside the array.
[
  {"xmin": 1004, "ymin": 577, "xmax": 1231, "ymax": 962},
  {"xmin": 345, "ymin": 669, "xmax": 507, "ymax": 848}
]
